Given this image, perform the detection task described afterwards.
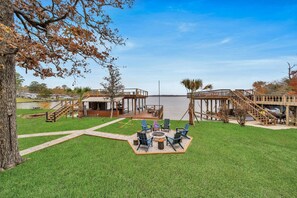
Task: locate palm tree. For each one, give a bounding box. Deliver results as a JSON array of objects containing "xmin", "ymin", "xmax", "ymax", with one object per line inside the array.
[{"xmin": 181, "ymin": 79, "xmax": 212, "ymax": 125}]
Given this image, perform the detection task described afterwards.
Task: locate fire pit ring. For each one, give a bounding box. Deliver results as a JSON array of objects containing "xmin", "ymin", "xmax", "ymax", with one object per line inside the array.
[{"xmin": 151, "ymin": 131, "xmax": 165, "ymax": 142}]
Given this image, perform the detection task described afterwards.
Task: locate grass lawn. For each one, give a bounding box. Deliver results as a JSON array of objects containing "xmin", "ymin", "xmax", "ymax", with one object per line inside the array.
[
  {"xmin": 17, "ymin": 109, "xmax": 115, "ymax": 135},
  {"xmin": 98, "ymin": 119, "xmax": 188, "ymax": 135},
  {"xmin": 18, "ymin": 135, "xmax": 65, "ymax": 150},
  {"xmin": 1, "ymin": 120, "xmax": 297, "ymax": 197},
  {"xmin": 17, "ymin": 109, "xmax": 49, "ymax": 116}
]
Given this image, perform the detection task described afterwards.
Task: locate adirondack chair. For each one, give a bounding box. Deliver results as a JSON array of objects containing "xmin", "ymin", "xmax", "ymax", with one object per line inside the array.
[
  {"xmin": 160, "ymin": 118, "xmax": 170, "ymax": 132},
  {"xmin": 166, "ymin": 132, "xmax": 184, "ymax": 151},
  {"xmin": 137, "ymin": 132, "xmax": 153, "ymax": 152},
  {"xmin": 141, "ymin": 120, "xmax": 152, "ymax": 132},
  {"xmin": 176, "ymin": 123, "xmax": 190, "ymax": 139}
]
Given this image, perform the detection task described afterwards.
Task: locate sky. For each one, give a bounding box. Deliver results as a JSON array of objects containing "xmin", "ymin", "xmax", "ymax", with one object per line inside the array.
[{"xmin": 17, "ymin": 0, "xmax": 297, "ymax": 95}]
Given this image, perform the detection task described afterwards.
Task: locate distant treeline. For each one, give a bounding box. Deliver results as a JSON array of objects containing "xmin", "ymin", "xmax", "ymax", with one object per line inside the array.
[{"xmin": 149, "ymin": 95, "xmax": 186, "ymax": 97}]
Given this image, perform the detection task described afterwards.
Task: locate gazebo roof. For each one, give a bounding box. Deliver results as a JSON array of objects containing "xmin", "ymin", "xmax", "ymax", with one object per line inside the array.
[{"xmin": 82, "ymin": 97, "xmax": 123, "ymax": 103}]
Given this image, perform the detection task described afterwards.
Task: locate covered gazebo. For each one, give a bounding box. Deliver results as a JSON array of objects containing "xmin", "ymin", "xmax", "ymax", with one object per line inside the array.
[{"xmin": 82, "ymin": 96, "xmax": 124, "ymax": 117}]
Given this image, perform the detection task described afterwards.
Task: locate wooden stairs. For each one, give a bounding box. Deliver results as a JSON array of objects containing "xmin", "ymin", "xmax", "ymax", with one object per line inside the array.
[
  {"xmin": 46, "ymin": 100, "xmax": 78, "ymax": 122},
  {"xmin": 230, "ymin": 90, "xmax": 277, "ymax": 125}
]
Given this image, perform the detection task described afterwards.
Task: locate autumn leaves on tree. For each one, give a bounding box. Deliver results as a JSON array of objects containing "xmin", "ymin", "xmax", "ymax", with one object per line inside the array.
[{"xmin": 0, "ymin": 0, "xmax": 132, "ymax": 170}]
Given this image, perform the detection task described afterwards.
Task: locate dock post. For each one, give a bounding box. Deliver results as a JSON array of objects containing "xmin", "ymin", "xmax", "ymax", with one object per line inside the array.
[
  {"xmin": 206, "ymin": 100, "xmax": 209, "ymax": 120},
  {"xmin": 286, "ymin": 105, "xmax": 289, "ymax": 126},
  {"xmin": 134, "ymin": 98, "xmax": 137, "ymax": 115},
  {"xmin": 200, "ymin": 99, "xmax": 203, "ymax": 120},
  {"xmin": 210, "ymin": 100, "xmax": 213, "ymax": 120},
  {"xmin": 215, "ymin": 100, "xmax": 217, "ymax": 120}
]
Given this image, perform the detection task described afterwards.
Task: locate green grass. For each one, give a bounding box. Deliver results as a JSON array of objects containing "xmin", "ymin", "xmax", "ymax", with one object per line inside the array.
[
  {"xmin": 18, "ymin": 135, "xmax": 65, "ymax": 150},
  {"xmin": 17, "ymin": 109, "xmax": 115, "ymax": 135},
  {"xmin": 1, "ymin": 121, "xmax": 297, "ymax": 197},
  {"xmin": 17, "ymin": 109, "xmax": 49, "ymax": 116},
  {"xmin": 98, "ymin": 119, "xmax": 188, "ymax": 135}
]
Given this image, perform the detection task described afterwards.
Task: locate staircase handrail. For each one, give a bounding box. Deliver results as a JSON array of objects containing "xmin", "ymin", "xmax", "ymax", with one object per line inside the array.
[
  {"xmin": 46, "ymin": 100, "xmax": 77, "ymax": 117},
  {"xmin": 231, "ymin": 91, "xmax": 276, "ymax": 121},
  {"xmin": 230, "ymin": 95, "xmax": 269, "ymax": 122}
]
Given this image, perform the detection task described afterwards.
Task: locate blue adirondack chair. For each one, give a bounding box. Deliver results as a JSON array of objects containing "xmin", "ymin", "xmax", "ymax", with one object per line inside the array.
[
  {"xmin": 160, "ymin": 118, "xmax": 170, "ymax": 132},
  {"xmin": 141, "ymin": 120, "xmax": 152, "ymax": 132},
  {"xmin": 166, "ymin": 132, "xmax": 184, "ymax": 151},
  {"xmin": 176, "ymin": 123, "xmax": 190, "ymax": 139},
  {"xmin": 137, "ymin": 132, "xmax": 153, "ymax": 152}
]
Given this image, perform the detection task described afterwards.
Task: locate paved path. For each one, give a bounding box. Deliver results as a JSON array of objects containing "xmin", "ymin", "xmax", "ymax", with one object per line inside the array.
[
  {"xmin": 20, "ymin": 131, "xmax": 85, "ymax": 156},
  {"xmin": 19, "ymin": 118, "xmax": 128, "ymax": 156},
  {"xmin": 229, "ymin": 120, "xmax": 297, "ymax": 130},
  {"xmin": 18, "ymin": 131, "xmax": 77, "ymax": 138},
  {"xmin": 85, "ymin": 131, "xmax": 131, "ymax": 141}
]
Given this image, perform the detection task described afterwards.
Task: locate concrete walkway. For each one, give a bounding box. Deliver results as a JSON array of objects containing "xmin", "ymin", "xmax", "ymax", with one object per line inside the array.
[
  {"xmin": 19, "ymin": 118, "xmax": 128, "ymax": 156},
  {"xmin": 85, "ymin": 131, "xmax": 130, "ymax": 141},
  {"xmin": 229, "ymin": 120, "xmax": 297, "ymax": 130},
  {"xmin": 18, "ymin": 131, "xmax": 77, "ymax": 138}
]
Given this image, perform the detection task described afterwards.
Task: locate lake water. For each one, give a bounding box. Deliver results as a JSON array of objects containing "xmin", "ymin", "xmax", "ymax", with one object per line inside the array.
[
  {"xmin": 147, "ymin": 96, "xmax": 189, "ymax": 120},
  {"xmin": 17, "ymin": 96, "xmax": 191, "ymax": 120},
  {"xmin": 17, "ymin": 101, "xmax": 60, "ymax": 109}
]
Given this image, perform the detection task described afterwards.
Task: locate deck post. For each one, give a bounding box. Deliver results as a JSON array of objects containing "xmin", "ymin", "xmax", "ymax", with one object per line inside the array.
[
  {"xmin": 294, "ymin": 107, "xmax": 297, "ymax": 126},
  {"xmin": 206, "ymin": 100, "xmax": 209, "ymax": 120},
  {"xmin": 210, "ymin": 100, "xmax": 213, "ymax": 120},
  {"xmin": 127, "ymin": 99, "xmax": 130, "ymax": 113},
  {"xmin": 134, "ymin": 98, "xmax": 137, "ymax": 115},
  {"xmin": 122, "ymin": 99, "xmax": 125, "ymax": 114},
  {"xmin": 215, "ymin": 100, "xmax": 217, "ymax": 120},
  {"xmin": 286, "ymin": 105, "xmax": 289, "ymax": 126},
  {"xmin": 200, "ymin": 99, "xmax": 203, "ymax": 120}
]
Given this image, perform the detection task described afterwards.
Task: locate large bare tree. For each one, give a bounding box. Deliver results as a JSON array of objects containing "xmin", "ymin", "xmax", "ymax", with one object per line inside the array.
[
  {"xmin": 0, "ymin": 0, "xmax": 132, "ymax": 170},
  {"xmin": 101, "ymin": 65, "xmax": 124, "ymax": 118}
]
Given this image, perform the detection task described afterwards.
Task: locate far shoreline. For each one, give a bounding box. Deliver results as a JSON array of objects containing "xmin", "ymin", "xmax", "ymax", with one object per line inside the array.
[{"xmin": 148, "ymin": 95, "xmax": 186, "ymax": 97}]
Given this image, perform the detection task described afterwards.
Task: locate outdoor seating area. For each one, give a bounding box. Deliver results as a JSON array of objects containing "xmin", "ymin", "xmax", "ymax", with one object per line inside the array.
[{"xmin": 128, "ymin": 119, "xmax": 192, "ymax": 154}]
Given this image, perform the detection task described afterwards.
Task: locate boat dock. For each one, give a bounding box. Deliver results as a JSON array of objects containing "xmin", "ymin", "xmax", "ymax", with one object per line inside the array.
[{"xmin": 190, "ymin": 89, "xmax": 297, "ymax": 126}]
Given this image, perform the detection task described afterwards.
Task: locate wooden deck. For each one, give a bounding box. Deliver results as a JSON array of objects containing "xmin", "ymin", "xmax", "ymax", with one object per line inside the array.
[
  {"xmin": 191, "ymin": 89, "xmax": 297, "ymax": 126},
  {"xmin": 119, "ymin": 111, "xmax": 160, "ymax": 120}
]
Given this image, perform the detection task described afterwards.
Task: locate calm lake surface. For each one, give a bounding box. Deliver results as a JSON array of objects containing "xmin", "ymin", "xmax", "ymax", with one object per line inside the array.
[
  {"xmin": 17, "ymin": 96, "xmax": 190, "ymax": 120},
  {"xmin": 147, "ymin": 96, "xmax": 189, "ymax": 120}
]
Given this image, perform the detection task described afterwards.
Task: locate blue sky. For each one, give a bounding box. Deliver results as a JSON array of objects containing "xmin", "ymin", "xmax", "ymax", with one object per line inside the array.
[{"xmin": 18, "ymin": 0, "xmax": 297, "ymax": 94}]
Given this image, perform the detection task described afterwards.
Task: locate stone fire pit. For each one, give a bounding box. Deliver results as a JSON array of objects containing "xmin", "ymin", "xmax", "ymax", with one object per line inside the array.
[{"xmin": 151, "ymin": 131, "xmax": 165, "ymax": 142}]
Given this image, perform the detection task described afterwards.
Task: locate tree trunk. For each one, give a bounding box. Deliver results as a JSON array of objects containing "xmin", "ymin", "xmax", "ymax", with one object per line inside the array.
[
  {"xmin": 188, "ymin": 98, "xmax": 194, "ymax": 125},
  {"xmin": 0, "ymin": 0, "xmax": 23, "ymax": 170},
  {"xmin": 110, "ymin": 100, "xmax": 114, "ymax": 118}
]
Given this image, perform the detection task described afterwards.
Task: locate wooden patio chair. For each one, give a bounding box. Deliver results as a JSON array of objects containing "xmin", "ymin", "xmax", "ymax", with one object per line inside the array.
[
  {"xmin": 160, "ymin": 118, "xmax": 170, "ymax": 132},
  {"xmin": 137, "ymin": 132, "xmax": 153, "ymax": 152},
  {"xmin": 176, "ymin": 123, "xmax": 190, "ymax": 139},
  {"xmin": 166, "ymin": 132, "xmax": 184, "ymax": 151},
  {"xmin": 141, "ymin": 120, "xmax": 152, "ymax": 132}
]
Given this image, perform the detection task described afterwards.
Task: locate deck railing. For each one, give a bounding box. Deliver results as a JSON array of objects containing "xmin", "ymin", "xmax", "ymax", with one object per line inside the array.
[
  {"xmin": 254, "ymin": 94, "xmax": 297, "ymax": 105},
  {"xmin": 145, "ymin": 105, "xmax": 164, "ymax": 119},
  {"xmin": 192, "ymin": 89, "xmax": 297, "ymax": 105},
  {"xmin": 190, "ymin": 89, "xmax": 232, "ymax": 98},
  {"xmin": 83, "ymin": 88, "xmax": 148, "ymax": 98},
  {"xmin": 46, "ymin": 100, "xmax": 77, "ymax": 122}
]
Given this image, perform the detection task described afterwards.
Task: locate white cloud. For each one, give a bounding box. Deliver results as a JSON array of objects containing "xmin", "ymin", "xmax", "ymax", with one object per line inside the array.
[
  {"xmin": 219, "ymin": 37, "xmax": 232, "ymax": 44},
  {"xmin": 177, "ymin": 22, "xmax": 197, "ymax": 32}
]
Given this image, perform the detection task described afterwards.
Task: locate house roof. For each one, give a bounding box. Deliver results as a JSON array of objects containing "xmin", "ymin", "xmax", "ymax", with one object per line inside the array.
[{"xmin": 82, "ymin": 97, "xmax": 123, "ymax": 103}]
